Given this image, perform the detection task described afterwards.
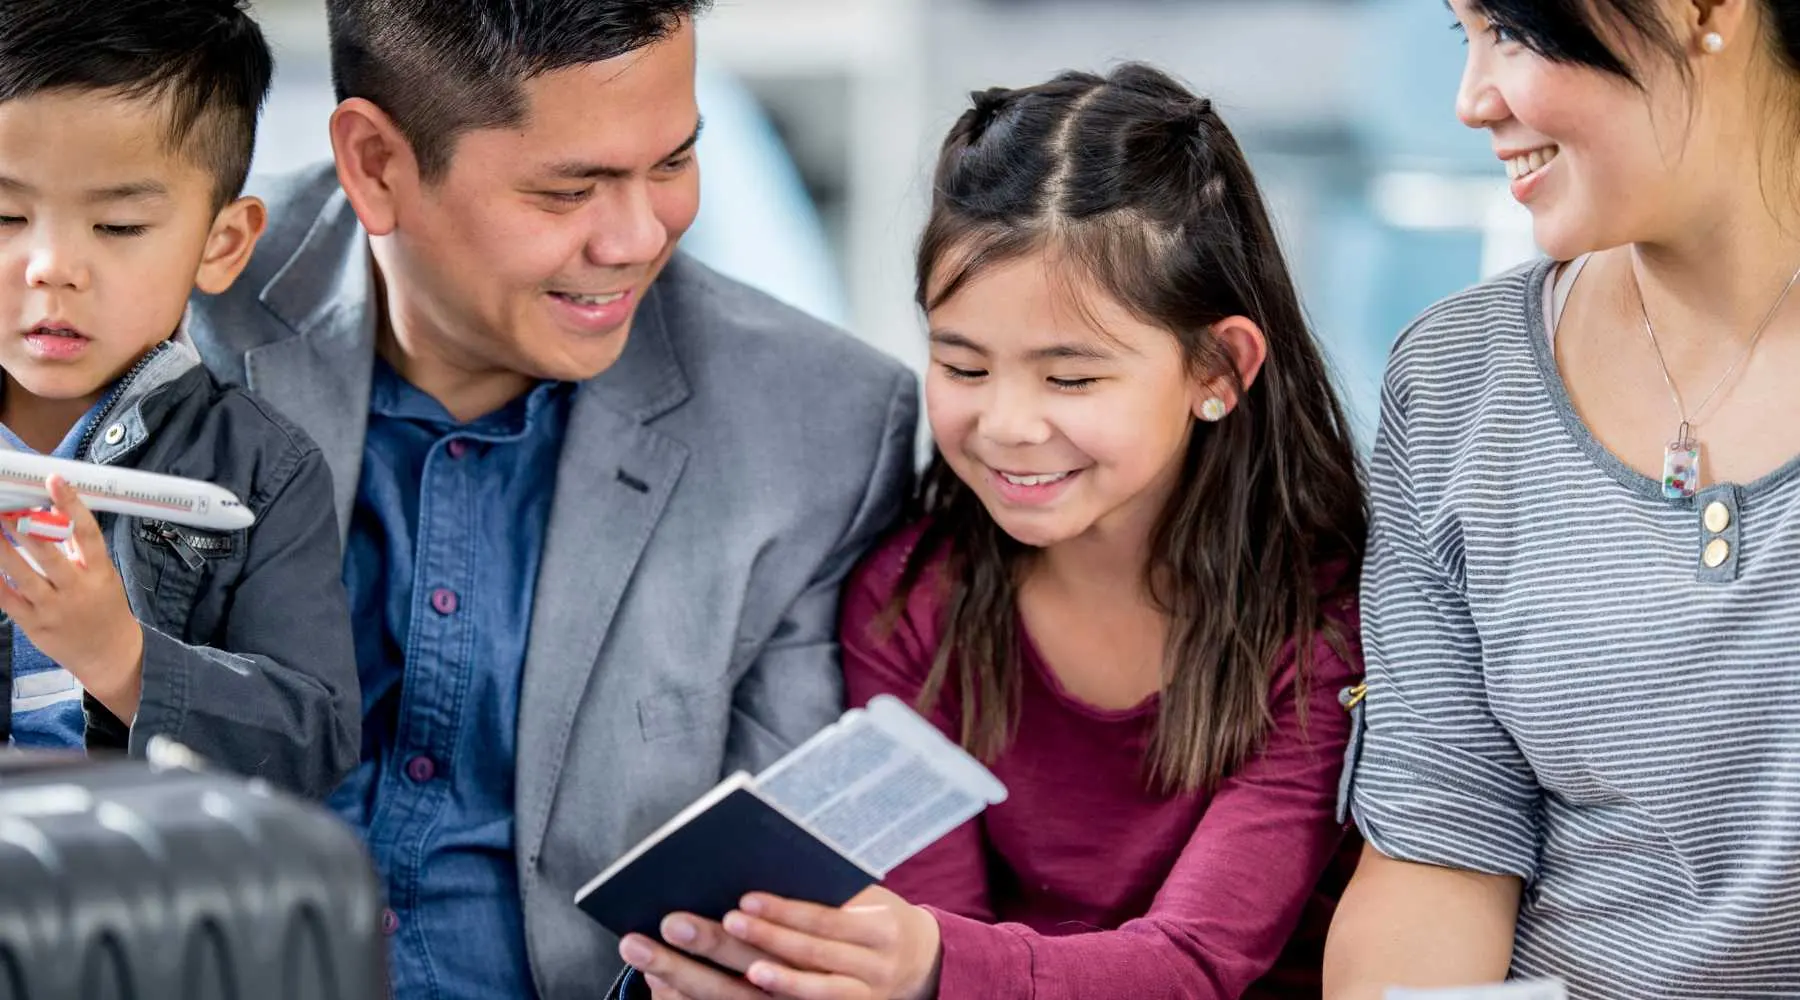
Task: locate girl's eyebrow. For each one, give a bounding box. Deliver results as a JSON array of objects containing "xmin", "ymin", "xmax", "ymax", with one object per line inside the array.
[{"xmin": 929, "ymin": 329, "xmax": 1118, "ymax": 361}]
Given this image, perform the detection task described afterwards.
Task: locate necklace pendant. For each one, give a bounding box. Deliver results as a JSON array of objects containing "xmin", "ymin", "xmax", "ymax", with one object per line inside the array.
[{"xmin": 1662, "ymin": 436, "xmax": 1701, "ymax": 499}]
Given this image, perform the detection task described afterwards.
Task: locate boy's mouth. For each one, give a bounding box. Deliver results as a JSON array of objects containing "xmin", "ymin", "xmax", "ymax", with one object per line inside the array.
[{"xmin": 22, "ymin": 323, "xmax": 92, "ymax": 360}]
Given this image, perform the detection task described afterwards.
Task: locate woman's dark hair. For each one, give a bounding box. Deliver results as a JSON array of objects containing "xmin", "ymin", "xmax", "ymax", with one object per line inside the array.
[
  {"xmin": 1470, "ymin": 0, "xmax": 1800, "ymax": 82},
  {"xmin": 895, "ymin": 63, "xmax": 1367, "ymax": 794}
]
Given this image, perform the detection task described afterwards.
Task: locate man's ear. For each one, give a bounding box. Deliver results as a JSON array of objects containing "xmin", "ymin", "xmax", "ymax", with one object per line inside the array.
[
  {"xmin": 193, "ymin": 195, "xmax": 267, "ymax": 295},
  {"xmin": 329, "ymin": 97, "xmax": 419, "ymax": 237},
  {"xmin": 1188, "ymin": 315, "xmax": 1269, "ymax": 421}
]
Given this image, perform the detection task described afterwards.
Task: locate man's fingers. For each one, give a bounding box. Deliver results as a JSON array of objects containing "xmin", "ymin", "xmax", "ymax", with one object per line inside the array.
[
  {"xmin": 645, "ymin": 974, "xmax": 695, "ymax": 1000},
  {"xmin": 620, "ymin": 934, "xmax": 771, "ymax": 1000},
  {"xmin": 661, "ymin": 914, "xmax": 774, "ymax": 974}
]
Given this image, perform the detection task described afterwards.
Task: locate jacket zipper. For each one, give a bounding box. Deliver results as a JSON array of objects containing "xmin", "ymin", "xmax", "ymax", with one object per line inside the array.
[
  {"xmin": 73, "ymin": 341, "xmax": 170, "ymax": 463},
  {"xmin": 138, "ymin": 521, "xmax": 227, "ymax": 571},
  {"xmin": 77, "ymin": 342, "xmax": 220, "ymax": 571}
]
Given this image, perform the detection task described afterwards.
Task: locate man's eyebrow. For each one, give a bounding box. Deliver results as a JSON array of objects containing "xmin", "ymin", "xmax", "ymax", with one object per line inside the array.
[{"xmin": 542, "ymin": 118, "xmax": 705, "ymax": 182}]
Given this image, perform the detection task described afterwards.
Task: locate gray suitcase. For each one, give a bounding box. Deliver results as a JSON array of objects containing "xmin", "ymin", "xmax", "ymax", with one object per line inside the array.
[{"xmin": 0, "ymin": 742, "xmax": 384, "ymax": 999}]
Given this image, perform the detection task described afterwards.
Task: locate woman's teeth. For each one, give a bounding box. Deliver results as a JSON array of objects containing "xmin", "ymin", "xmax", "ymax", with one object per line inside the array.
[
  {"xmin": 1506, "ymin": 146, "xmax": 1559, "ymax": 181},
  {"xmin": 1000, "ymin": 471, "xmax": 1070, "ymax": 486}
]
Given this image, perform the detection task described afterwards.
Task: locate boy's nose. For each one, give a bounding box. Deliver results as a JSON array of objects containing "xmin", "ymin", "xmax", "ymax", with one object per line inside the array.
[{"xmin": 25, "ymin": 243, "xmax": 91, "ymax": 291}]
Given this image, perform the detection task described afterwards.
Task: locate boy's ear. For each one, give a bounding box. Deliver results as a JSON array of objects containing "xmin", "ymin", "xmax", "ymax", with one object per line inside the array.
[
  {"xmin": 193, "ymin": 195, "xmax": 267, "ymax": 296},
  {"xmin": 1188, "ymin": 315, "xmax": 1269, "ymax": 421}
]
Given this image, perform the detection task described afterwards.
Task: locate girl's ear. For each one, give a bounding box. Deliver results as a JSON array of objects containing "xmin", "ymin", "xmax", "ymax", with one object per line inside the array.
[{"xmin": 1189, "ymin": 315, "xmax": 1268, "ymax": 420}]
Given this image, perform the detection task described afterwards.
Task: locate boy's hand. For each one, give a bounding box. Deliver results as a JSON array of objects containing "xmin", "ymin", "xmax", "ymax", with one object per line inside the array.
[{"xmin": 0, "ymin": 475, "xmax": 143, "ymax": 721}]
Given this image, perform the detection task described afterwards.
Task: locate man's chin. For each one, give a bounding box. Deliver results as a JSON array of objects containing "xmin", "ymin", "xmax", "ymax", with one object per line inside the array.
[{"xmin": 530, "ymin": 329, "xmax": 633, "ymax": 383}]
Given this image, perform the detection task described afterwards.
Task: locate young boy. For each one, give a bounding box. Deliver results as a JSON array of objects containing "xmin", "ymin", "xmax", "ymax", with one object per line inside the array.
[{"xmin": 0, "ymin": 0, "xmax": 358, "ymax": 798}]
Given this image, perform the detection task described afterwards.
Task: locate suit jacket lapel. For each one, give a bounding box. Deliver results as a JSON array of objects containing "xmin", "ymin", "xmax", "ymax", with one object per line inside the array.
[
  {"xmin": 243, "ymin": 189, "xmax": 376, "ymax": 545},
  {"xmin": 514, "ymin": 283, "xmax": 692, "ymax": 863}
]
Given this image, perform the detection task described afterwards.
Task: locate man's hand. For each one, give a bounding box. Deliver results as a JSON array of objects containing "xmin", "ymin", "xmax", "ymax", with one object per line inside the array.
[
  {"xmin": 621, "ymin": 913, "xmax": 778, "ymax": 1000},
  {"xmin": 0, "ymin": 476, "xmax": 143, "ymax": 720}
]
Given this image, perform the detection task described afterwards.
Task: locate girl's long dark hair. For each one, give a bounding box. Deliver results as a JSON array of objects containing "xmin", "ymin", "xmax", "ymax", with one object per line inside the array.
[{"xmin": 896, "ymin": 64, "xmax": 1367, "ymax": 794}]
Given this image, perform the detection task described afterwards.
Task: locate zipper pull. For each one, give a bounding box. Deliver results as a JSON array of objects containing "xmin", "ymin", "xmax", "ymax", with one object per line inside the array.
[{"xmin": 155, "ymin": 524, "xmax": 205, "ymax": 571}]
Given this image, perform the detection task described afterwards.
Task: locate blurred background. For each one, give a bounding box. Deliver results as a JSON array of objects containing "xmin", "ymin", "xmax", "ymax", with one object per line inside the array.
[{"xmin": 251, "ymin": 0, "xmax": 1539, "ymax": 445}]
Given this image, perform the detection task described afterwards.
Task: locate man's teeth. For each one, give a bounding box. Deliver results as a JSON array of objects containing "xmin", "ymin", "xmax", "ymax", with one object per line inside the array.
[
  {"xmin": 1506, "ymin": 146, "xmax": 1558, "ymax": 181},
  {"xmin": 557, "ymin": 292, "xmax": 625, "ymax": 306},
  {"xmin": 1001, "ymin": 471, "xmax": 1070, "ymax": 487}
]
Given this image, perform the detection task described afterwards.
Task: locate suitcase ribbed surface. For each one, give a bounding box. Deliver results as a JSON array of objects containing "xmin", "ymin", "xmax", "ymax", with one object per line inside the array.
[{"xmin": 0, "ymin": 746, "xmax": 384, "ymax": 999}]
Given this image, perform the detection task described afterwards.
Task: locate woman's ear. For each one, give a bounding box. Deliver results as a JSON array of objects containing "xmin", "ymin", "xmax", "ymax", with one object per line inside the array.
[{"xmin": 1189, "ymin": 315, "xmax": 1268, "ymax": 421}]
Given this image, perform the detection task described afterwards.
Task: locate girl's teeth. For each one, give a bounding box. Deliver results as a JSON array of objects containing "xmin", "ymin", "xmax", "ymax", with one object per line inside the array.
[{"xmin": 1001, "ymin": 472, "xmax": 1070, "ymax": 487}]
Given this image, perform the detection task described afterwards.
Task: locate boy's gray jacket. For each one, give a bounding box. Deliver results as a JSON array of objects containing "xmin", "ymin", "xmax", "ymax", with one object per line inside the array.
[{"xmin": 0, "ymin": 338, "xmax": 360, "ymax": 799}]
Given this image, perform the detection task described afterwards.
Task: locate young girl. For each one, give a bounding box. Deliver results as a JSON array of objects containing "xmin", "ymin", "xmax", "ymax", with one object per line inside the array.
[
  {"xmin": 621, "ymin": 63, "xmax": 1368, "ymax": 1000},
  {"xmin": 1326, "ymin": 1, "xmax": 1800, "ymax": 997}
]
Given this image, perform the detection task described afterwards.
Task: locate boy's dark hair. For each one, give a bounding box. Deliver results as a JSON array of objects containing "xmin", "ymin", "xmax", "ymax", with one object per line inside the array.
[
  {"xmin": 0, "ymin": 0, "xmax": 272, "ymax": 209},
  {"xmin": 326, "ymin": 0, "xmax": 712, "ymax": 181},
  {"xmin": 897, "ymin": 64, "xmax": 1368, "ymax": 795}
]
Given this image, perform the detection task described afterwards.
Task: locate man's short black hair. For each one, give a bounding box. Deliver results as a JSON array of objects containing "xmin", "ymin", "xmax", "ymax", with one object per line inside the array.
[
  {"xmin": 0, "ymin": 0, "xmax": 272, "ymax": 209},
  {"xmin": 326, "ymin": 0, "xmax": 711, "ymax": 181}
]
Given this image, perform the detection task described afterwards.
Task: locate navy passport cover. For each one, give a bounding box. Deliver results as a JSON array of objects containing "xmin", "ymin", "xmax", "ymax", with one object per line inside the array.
[{"xmin": 577, "ymin": 786, "xmax": 875, "ymax": 942}]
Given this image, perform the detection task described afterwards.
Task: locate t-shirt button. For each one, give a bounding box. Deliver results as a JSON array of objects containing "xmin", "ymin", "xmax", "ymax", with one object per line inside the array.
[
  {"xmin": 1703, "ymin": 537, "xmax": 1730, "ymax": 568},
  {"xmin": 1704, "ymin": 501, "xmax": 1731, "ymax": 534}
]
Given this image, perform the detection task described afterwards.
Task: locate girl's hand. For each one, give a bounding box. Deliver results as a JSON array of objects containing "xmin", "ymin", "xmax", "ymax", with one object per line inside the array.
[
  {"xmin": 0, "ymin": 476, "xmax": 143, "ymax": 719},
  {"xmin": 721, "ymin": 886, "xmax": 943, "ymax": 1000}
]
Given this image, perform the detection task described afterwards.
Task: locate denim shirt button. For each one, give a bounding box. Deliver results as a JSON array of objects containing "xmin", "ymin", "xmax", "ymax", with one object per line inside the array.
[
  {"xmin": 381, "ymin": 908, "xmax": 399, "ymax": 936},
  {"xmin": 406, "ymin": 755, "xmax": 437, "ymax": 783},
  {"xmin": 447, "ymin": 439, "xmax": 470, "ymax": 460},
  {"xmin": 430, "ymin": 588, "xmax": 458, "ymax": 615}
]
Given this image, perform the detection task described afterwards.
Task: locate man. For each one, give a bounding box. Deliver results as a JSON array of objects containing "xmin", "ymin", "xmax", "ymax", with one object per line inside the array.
[{"xmin": 186, "ymin": 3, "xmax": 917, "ymax": 998}]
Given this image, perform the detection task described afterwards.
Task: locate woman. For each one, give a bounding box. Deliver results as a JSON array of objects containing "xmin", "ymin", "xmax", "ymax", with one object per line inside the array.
[{"xmin": 1326, "ymin": 1, "xmax": 1800, "ymax": 998}]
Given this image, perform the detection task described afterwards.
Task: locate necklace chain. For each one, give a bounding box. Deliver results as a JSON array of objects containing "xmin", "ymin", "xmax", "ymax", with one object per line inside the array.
[{"xmin": 1635, "ymin": 257, "xmax": 1800, "ymax": 445}]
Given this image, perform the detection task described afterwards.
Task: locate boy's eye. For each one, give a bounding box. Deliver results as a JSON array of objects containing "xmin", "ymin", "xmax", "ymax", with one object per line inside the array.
[
  {"xmin": 1048, "ymin": 376, "xmax": 1099, "ymax": 390},
  {"xmin": 0, "ymin": 215, "xmax": 24, "ymax": 226},
  {"xmin": 96, "ymin": 224, "xmax": 148, "ymax": 237},
  {"xmin": 940, "ymin": 364, "xmax": 986, "ymax": 381}
]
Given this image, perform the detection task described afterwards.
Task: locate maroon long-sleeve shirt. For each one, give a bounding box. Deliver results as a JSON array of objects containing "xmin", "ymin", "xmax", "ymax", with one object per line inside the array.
[{"xmin": 840, "ymin": 523, "xmax": 1363, "ymax": 999}]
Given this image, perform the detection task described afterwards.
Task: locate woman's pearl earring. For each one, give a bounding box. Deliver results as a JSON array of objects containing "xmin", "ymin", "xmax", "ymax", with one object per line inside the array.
[
  {"xmin": 1702, "ymin": 32, "xmax": 1725, "ymax": 54},
  {"xmin": 1199, "ymin": 398, "xmax": 1229, "ymax": 422}
]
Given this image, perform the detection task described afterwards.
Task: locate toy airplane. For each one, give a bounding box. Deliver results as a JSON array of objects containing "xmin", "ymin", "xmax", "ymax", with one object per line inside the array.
[{"xmin": 0, "ymin": 450, "xmax": 254, "ymax": 542}]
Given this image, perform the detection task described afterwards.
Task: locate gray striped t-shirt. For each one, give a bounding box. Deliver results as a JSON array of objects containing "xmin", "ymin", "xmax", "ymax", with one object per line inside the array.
[{"xmin": 1348, "ymin": 257, "xmax": 1800, "ymax": 998}]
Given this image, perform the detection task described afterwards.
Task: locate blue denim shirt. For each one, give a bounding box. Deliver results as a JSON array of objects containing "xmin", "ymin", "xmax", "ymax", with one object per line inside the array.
[
  {"xmin": 329, "ymin": 359, "xmax": 573, "ymax": 999},
  {"xmin": 3, "ymin": 392, "xmax": 111, "ymax": 748}
]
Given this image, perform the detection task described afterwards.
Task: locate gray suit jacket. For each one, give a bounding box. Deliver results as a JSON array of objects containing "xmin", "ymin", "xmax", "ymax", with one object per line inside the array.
[{"xmin": 188, "ymin": 165, "xmax": 918, "ymax": 997}]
